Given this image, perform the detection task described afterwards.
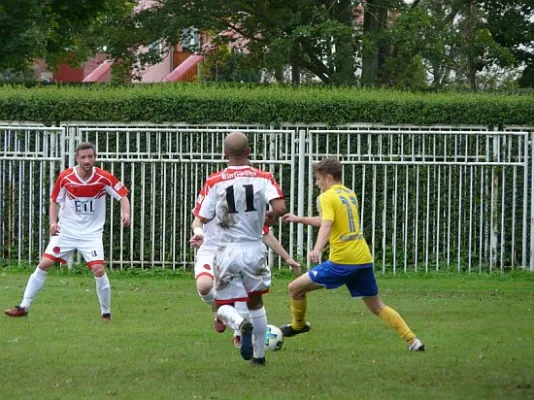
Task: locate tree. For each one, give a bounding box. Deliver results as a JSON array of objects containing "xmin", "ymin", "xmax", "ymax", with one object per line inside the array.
[
  {"xmin": 123, "ymin": 0, "xmax": 362, "ymax": 84},
  {"xmin": 0, "ymin": 0, "xmax": 46, "ymax": 72},
  {"xmin": 361, "ymin": 0, "xmax": 398, "ymax": 86},
  {"xmin": 0, "ymin": 0, "xmax": 135, "ymax": 76},
  {"xmin": 379, "ymin": 0, "xmax": 533, "ymax": 89},
  {"xmin": 200, "ymin": 45, "xmax": 261, "ymax": 82},
  {"xmin": 518, "ymin": 65, "xmax": 534, "ymax": 88}
]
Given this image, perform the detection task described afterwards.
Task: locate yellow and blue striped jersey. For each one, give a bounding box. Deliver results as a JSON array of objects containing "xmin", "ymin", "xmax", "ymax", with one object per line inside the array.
[{"xmin": 317, "ymin": 184, "xmax": 373, "ymax": 265}]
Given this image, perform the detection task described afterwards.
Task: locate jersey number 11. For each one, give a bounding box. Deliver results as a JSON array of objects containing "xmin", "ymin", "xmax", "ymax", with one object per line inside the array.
[{"xmin": 225, "ymin": 184, "xmax": 257, "ymax": 213}]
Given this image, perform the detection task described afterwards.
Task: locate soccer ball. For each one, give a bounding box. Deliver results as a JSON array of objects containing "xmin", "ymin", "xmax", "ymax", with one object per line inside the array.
[{"xmin": 264, "ymin": 324, "xmax": 284, "ymax": 351}]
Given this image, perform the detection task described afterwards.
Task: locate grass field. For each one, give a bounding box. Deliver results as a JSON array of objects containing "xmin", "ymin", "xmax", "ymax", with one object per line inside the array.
[{"xmin": 1, "ymin": 269, "xmax": 533, "ymax": 400}]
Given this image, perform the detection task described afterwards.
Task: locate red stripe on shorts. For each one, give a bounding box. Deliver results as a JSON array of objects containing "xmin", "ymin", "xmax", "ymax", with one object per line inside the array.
[
  {"xmin": 214, "ymin": 296, "xmax": 249, "ymax": 305},
  {"xmin": 87, "ymin": 260, "xmax": 104, "ymax": 268},
  {"xmin": 195, "ymin": 272, "xmax": 214, "ymax": 280},
  {"xmin": 43, "ymin": 253, "xmax": 67, "ymax": 264},
  {"xmin": 248, "ymin": 289, "xmax": 269, "ymax": 296}
]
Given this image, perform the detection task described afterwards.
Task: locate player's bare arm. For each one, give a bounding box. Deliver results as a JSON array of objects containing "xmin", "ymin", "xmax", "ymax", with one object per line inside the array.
[
  {"xmin": 120, "ymin": 197, "xmax": 131, "ymax": 227},
  {"xmin": 189, "ymin": 217, "xmax": 204, "ymax": 249},
  {"xmin": 308, "ymin": 220, "xmax": 332, "ymax": 263},
  {"xmin": 49, "ymin": 201, "xmax": 60, "ymax": 235},
  {"xmin": 265, "ymin": 198, "xmax": 287, "ymax": 226},
  {"xmin": 282, "ymin": 213, "xmax": 322, "ymax": 227},
  {"xmin": 262, "ymin": 231, "xmax": 301, "ymax": 276}
]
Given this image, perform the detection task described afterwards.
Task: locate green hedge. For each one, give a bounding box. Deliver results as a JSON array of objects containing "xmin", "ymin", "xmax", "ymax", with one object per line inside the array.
[{"xmin": 0, "ymin": 83, "xmax": 533, "ymax": 126}]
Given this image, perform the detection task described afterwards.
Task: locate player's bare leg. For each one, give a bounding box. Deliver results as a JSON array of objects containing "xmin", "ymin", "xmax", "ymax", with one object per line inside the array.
[
  {"xmin": 196, "ymin": 275, "xmax": 214, "ymax": 304},
  {"xmin": 196, "ymin": 275, "xmax": 225, "ymax": 332},
  {"xmin": 91, "ymin": 263, "xmax": 112, "ymax": 321},
  {"xmin": 363, "ymin": 295, "xmax": 424, "ymax": 351},
  {"xmin": 4, "ymin": 257, "xmax": 55, "ymax": 317},
  {"xmin": 280, "ymin": 273, "xmax": 321, "ymax": 337}
]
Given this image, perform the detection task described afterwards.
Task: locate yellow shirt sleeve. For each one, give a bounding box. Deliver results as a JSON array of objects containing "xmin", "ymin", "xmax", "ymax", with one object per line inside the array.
[{"xmin": 318, "ymin": 193, "xmax": 335, "ymax": 222}]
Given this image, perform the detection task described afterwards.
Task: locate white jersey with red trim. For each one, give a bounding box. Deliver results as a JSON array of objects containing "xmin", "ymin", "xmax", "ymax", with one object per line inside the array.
[
  {"xmin": 197, "ymin": 166, "xmax": 283, "ymax": 244},
  {"xmin": 193, "ymin": 181, "xmax": 272, "ymax": 247},
  {"xmin": 51, "ymin": 167, "xmax": 129, "ymax": 239},
  {"xmin": 192, "ymin": 182, "xmax": 221, "ymax": 248}
]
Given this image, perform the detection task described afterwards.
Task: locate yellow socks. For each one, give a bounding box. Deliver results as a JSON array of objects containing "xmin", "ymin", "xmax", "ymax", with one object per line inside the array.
[
  {"xmin": 291, "ymin": 298, "xmax": 307, "ymax": 329},
  {"xmin": 378, "ymin": 306, "xmax": 416, "ymax": 345}
]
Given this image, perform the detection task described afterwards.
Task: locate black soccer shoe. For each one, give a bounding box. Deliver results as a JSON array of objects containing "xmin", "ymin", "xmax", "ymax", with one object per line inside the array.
[
  {"xmin": 280, "ymin": 322, "xmax": 311, "ymax": 337},
  {"xmin": 250, "ymin": 357, "xmax": 266, "ymax": 367},
  {"xmin": 239, "ymin": 320, "xmax": 253, "ymax": 360}
]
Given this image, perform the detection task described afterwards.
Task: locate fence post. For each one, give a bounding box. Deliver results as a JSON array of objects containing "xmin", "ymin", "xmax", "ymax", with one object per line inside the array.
[
  {"xmin": 67, "ymin": 126, "xmax": 76, "ymax": 168},
  {"xmin": 59, "ymin": 126, "xmax": 66, "ymax": 170},
  {"xmin": 522, "ymin": 132, "xmax": 529, "ymax": 269},
  {"xmin": 297, "ymin": 129, "xmax": 306, "ymax": 260},
  {"xmin": 66, "ymin": 125, "xmax": 76, "ymax": 269},
  {"xmin": 530, "ymin": 131, "xmax": 534, "ymax": 272},
  {"xmin": 288, "ymin": 128, "xmax": 296, "ymax": 263},
  {"xmin": 490, "ymin": 130, "xmax": 499, "ymax": 272}
]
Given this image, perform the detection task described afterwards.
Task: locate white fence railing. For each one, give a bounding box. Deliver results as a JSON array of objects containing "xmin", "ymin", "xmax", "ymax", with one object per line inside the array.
[
  {"xmin": 305, "ymin": 126, "xmax": 533, "ymax": 273},
  {"xmin": 0, "ymin": 125, "xmax": 66, "ymax": 265},
  {"xmin": 1, "ymin": 123, "xmax": 532, "ymax": 273}
]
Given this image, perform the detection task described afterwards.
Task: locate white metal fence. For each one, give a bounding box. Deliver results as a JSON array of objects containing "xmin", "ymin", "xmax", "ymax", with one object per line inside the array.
[
  {"xmin": 1, "ymin": 123, "xmax": 532, "ymax": 273},
  {"xmin": 305, "ymin": 126, "xmax": 534, "ymax": 273},
  {"xmin": 0, "ymin": 125, "xmax": 66, "ymax": 265}
]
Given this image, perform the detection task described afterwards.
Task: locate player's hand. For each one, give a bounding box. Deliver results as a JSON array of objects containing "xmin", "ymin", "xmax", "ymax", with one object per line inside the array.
[
  {"xmin": 189, "ymin": 234, "xmax": 204, "ymax": 249},
  {"xmin": 264, "ymin": 210, "xmax": 274, "ymax": 227},
  {"xmin": 285, "ymin": 257, "xmax": 302, "ymax": 276},
  {"xmin": 282, "ymin": 213, "xmax": 300, "ymax": 223},
  {"xmin": 49, "ymin": 223, "xmax": 60, "ymax": 236},
  {"xmin": 122, "ymin": 212, "xmax": 131, "ymax": 228},
  {"xmin": 308, "ymin": 250, "xmax": 321, "ymax": 264}
]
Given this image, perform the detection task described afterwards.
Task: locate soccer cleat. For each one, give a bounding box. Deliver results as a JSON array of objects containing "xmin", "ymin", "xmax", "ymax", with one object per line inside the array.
[
  {"xmin": 232, "ymin": 334, "xmax": 241, "ymax": 348},
  {"xmin": 408, "ymin": 338, "xmax": 425, "ymax": 352},
  {"xmin": 4, "ymin": 306, "xmax": 28, "ymax": 317},
  {"xmin": 101, "ymin": 313, "xmax": 112, "ymax": 321},
  {"xmin": 214, "ymin": 317, "xmax": 226, "ymax": 333},
  {"xmin": 239, "ymin": 320, "xmax": 253, "ymax": 361},
  {"xmin": 280, "ymin": 322, "xmax": 311, "ymax": 337},
  {"xmin": 250, "ymin": 357, "xmax": 266, "ymax": 367}
]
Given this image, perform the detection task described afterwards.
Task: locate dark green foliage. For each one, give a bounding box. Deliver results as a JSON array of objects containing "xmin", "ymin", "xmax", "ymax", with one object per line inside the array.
[
  {"xmin": 1, "ymin": 84, "xmax": 533, "ymax": 126},
  {"xmin": 0, "ymin": 0, "xmax": 135, "ymax": 74}
]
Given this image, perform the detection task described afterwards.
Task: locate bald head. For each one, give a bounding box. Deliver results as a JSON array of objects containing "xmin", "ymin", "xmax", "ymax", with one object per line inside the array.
[{"xmin": 224, "ymin": 132, "xmax": 250, "ymax": 158}]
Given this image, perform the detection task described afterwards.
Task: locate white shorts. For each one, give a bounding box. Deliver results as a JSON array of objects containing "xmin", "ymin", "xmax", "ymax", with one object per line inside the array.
[
  {"xmin": 43, "ymin": 235, "xmax": 104, "ymax": 268},
  {"xmin": 194, "ymin": 245, "xmax": 216, "ymax": 280},
  {"xmin": 213, "ymin": 242, "xmax": 270, "ymax": 305}
]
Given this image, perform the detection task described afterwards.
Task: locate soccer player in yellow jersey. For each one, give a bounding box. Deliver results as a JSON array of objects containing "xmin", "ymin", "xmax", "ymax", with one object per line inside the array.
[{"xmin": 281, "ymin": 158, "xmax": 424, "ymax": 351}]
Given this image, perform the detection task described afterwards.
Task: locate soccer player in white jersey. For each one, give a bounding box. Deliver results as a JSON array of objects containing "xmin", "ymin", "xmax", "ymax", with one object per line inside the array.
[
  {"xmin": 189, "ymin": 214, "xmax": 301, "ymax": 347},
  {"xmin": 197, "ymin": 132, "xmax": 287, "ymax": 367},
  {"xmin": 4, "ymin": 142, "xmax": 130, "ymax": 321}
]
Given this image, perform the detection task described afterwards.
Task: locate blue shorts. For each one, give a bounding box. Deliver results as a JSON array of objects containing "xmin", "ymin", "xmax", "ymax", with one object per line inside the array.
[{"xmin": 308, "ymin": 261, "xmax": 378, "ymax": 298}]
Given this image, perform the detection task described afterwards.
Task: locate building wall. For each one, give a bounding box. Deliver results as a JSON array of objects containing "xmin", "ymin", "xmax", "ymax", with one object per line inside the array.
[
  {"xmin": 83, "ymin": 53, "xmax": 111, "ymax": 78},
  {"xmin": 140, "ymin": 50, "xmax": 173, "ymax": 82}
]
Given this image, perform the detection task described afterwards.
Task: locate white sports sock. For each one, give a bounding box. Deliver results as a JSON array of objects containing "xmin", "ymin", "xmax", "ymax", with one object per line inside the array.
[
  {"xmin": 250, "ymin": 307, "xmax": 267, "ymax": 359},
  {"xmin": 198, "ymin": 289, "xmax": 214, "ymax": 305},
  {"xmin": 20, "ymin": 267, "xmax": 48, "ymax": 310},
  {"xmin": 233, "ymin": 301, "xmax": 250, "ymax": 337},
  {"xmin": 95, "ymin": 274, "xmax": 111, "ymax": 314},
  {"xmin": 217, "ymin": 305, "xmax": 244, "ymax": 332}
]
